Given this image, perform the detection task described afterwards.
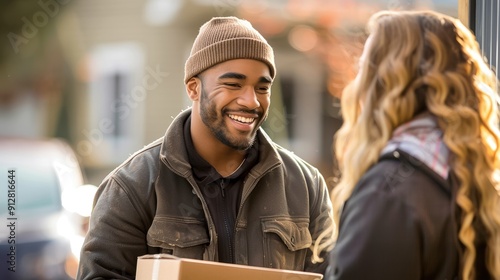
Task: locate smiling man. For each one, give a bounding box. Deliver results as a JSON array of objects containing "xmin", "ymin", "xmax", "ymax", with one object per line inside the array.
[{"xmin": 77, "ymin": 16, "xmax": 333, "ymax": 279}]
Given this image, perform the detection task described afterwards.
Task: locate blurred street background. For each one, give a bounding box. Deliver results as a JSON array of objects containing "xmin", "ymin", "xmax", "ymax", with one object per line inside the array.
[
  {"xmin": 1, "ymin": 0, "xmax": 497, "ymax": 279},
  {"xmin": 0, "ymin": 0, "xmax": 460, "ymax": 185}
]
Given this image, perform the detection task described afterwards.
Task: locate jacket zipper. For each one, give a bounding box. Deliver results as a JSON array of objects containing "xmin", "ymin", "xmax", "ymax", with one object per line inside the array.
[
  {"xmin": 220, "ymin": 179, "xmax": 233, "ymax": 262},
  {"xmin": 220, "ymin": 180, "xmax": 225, "ymax": 198}
]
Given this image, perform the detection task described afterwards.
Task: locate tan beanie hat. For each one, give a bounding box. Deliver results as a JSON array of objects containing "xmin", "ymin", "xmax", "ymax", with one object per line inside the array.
[{"xmin": 184, "ymin": 16, "xmax": 276, "ymax": 84}]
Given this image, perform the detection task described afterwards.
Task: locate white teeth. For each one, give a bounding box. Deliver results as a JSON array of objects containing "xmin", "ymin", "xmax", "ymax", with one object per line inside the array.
[{"xmin": 228, "ymin": 114, "xmax": 255, "ymax": 124}]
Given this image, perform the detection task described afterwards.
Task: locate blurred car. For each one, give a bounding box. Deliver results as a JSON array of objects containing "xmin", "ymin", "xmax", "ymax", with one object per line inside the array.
[{"xmin": 0, "ymin": 138, "xmax": 97, "ymax": 280}]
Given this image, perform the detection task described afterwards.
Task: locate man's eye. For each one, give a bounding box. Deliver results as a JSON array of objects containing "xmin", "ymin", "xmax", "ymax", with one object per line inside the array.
[
  {"xmin": 257, "ymin": 86, "xmax": 270, "ymax": 93},
  {"xmin": 224, "ymin": 83, "xmax": 240, "ymax": 88}
]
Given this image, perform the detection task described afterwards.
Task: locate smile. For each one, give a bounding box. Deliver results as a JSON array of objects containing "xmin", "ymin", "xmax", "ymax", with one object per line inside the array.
[{"xmin": 228, "ymin": 114, "xmax": 255, "ymax": 124}]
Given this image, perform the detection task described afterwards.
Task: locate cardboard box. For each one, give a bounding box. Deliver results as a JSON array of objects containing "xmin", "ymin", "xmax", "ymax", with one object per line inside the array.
[{"xmin": 136, "ymin": 254, "xmax": 323, "ymax": 280}]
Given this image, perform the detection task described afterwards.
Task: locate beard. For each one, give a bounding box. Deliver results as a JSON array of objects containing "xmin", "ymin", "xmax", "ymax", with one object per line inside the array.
[{"xmin": 199, "ymin": 82, "xmax": 262, "ymax": 151}]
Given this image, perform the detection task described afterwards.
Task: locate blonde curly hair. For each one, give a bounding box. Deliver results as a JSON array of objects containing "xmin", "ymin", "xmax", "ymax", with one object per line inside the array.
[{"xmin": 314, "ymin": 10, "xmax": 500, "ymax": 279}]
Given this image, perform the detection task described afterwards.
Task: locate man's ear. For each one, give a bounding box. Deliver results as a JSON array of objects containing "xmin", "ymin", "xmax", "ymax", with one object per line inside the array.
[{"xmin": 186, "ymin": 77, "xmax": 201, "ymax": 101}]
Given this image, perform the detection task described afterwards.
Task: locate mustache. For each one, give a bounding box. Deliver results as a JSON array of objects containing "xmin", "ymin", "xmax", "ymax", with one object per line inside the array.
[{"xmin": 223, "ymin": 108, "xmax": 263, "ymax": 117}]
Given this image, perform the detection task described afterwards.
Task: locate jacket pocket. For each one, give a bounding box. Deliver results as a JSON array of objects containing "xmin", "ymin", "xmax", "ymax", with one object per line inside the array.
[
  {"xmin": 147, "ymin": 216, "xmax": 209, "ymax": 259},
  {"xmin": 261, "ymin": 217, "xmax": 312, "ymax": 270}
]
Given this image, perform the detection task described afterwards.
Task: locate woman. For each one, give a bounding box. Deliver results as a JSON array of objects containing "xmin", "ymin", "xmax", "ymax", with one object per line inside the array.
[{"xmin": 317, "ymin": 10, "xmax": 500, "ymax": 279}]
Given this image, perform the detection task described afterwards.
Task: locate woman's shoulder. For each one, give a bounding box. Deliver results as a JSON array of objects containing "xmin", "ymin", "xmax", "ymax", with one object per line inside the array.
[{"xmin": 353, "ymin": 149, "xmax": 452, "ymax": 201}]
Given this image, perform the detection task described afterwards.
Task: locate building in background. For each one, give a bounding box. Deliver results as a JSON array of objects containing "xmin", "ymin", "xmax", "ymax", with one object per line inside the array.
[{"xmin": 460, "ymin": 0, "xmax": 498, "ymax": 80}]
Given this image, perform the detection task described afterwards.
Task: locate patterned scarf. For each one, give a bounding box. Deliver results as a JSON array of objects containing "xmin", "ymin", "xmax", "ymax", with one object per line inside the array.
[{"xmin": 381, "ymin": 112, "xmax": 450, "ymax": 179}]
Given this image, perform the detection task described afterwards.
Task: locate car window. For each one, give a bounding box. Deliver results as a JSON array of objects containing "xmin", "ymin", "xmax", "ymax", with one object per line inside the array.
[{"xmin": 1, "ymin": 163, "xmax": 62, "ymax": 217}]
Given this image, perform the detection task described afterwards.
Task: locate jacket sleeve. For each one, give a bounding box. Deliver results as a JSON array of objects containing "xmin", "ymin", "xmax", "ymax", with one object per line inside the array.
[
  {"xmin": 327, "ymin": 172, "xmax": 421, "ymax": 280},
  {"xmin": 77, "ymin": 177, "xmax": 153, "ymax": 280},
  {"xmin": 304, "ymin": 170, "xmax": 334, "ymax": 275}
]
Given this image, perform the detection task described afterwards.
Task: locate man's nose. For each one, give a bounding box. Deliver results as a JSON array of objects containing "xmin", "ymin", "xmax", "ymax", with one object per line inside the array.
[{"xmin": 237, "ymin": 86, "xmax": 260, "ymax": 109}]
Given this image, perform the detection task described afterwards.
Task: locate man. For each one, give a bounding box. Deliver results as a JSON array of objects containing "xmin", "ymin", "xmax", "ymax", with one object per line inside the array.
[{"xmin": 77, "ymin": 16, "xmax": 333, "ymax": 279}]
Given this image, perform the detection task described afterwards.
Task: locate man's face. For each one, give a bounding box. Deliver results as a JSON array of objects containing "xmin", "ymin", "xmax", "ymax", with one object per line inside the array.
[{"xmin": 197, "ymin": 59, "xmax": 273, "ymax": 150}]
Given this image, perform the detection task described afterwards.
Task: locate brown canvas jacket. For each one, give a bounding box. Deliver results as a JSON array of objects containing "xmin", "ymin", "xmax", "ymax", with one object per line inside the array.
[{"xmin": 77, "ymin": 109, "xmax": 333, "ymax": 279}]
